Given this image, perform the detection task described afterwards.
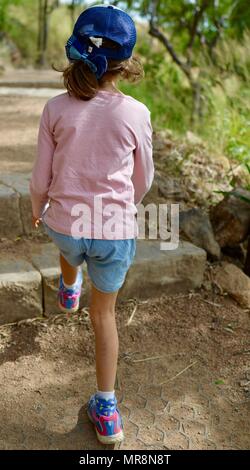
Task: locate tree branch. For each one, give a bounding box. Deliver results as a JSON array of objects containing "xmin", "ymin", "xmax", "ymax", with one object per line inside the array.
[
  {"xmin": 187, "ymin": 0, "xmax": 211, "ymax": 50},
  {"xmin": 149, "ymin": 0, "xmax": 191, "ymax": 78}
]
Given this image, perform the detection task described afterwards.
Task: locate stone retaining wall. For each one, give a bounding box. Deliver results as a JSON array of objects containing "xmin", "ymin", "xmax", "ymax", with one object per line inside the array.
[
  {"xmin": 0, "ymin": 240, "xmax": 207, "ymax": 324},
  {"xmin": 0, "ymin": 173, "xmax": 33, "ymax": 237}
]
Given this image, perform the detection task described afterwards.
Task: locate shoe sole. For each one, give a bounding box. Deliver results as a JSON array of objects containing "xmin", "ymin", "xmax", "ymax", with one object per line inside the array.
[
  {"xmin": 87, "ymin": 409, "xmax": 124, "ymax": 444},
  {"xmin": 58, "ymin": 301, "xmax": 79, "ymax": 314}
]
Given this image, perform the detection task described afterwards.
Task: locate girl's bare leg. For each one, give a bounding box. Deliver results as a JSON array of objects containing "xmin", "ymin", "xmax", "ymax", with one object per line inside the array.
[
  {"xmin": 89, "ymin": 284, "xmax": 119, "ymax": 391},
  {"xmin": 60, "ymin": 253, "xmax": 79, "ymax": 285}
]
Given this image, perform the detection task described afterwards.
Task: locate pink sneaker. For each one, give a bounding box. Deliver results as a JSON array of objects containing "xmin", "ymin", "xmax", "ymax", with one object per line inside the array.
[
  {"xmin": 58, "ymin": 270, "xmax": 82, "ymax": 313},
  {"xmin": 87, "ymin": 394, "xmax": 124, "ymax": 444}
]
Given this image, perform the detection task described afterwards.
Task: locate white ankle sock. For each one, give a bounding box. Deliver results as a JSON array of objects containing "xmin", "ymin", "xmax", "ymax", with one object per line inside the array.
[
  {"xmin": 63, "ymin": 279, "xmax": 77, "ymax": 288},
  {"xmin": 96, "ymin": 390, "xmax": 115, "ymax": 401}
]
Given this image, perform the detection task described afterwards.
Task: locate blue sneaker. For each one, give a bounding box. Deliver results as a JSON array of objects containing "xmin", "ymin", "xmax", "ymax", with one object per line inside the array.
[
  {"xmin": 87, "ymin": 394, "xmax": 124, "ymax": 444},
  {"xmin": 58, "ymin": 269, "xmax": 83, "ymax": 313}
]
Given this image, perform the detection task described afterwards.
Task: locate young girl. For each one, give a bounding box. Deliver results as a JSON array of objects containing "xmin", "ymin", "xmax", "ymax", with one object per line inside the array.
[{"xmin": 30, "ymin": 4, "xmax": 154, "ymax": 445}]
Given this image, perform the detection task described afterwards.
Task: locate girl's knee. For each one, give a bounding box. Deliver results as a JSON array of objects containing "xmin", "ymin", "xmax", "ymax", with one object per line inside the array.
[{"xmin": 89, "ymin": 306, "xmax": 115, "ymax": 326}]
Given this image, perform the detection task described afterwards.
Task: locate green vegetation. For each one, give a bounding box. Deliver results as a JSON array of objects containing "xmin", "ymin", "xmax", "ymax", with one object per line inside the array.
[
  {"xmin": 121, "ymin": 30, "xmax": 250, "ymax": 167},
  {"xmin": 0, "ymin": 0, "xmax": 249, "ymax": 165}
]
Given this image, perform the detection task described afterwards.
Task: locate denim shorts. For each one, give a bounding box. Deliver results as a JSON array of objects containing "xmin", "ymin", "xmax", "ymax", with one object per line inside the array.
[{"xmin": 42, "ymin": 221, "xmax": 136, "ymax": 293}]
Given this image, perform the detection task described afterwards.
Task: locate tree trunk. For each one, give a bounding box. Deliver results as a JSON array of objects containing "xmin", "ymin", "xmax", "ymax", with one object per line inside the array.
[
  {"xmin": 36, "ymin": 0, "xmax": 47, "ymax": 67},
  {"xmin": 42, "ymin": 0, "xmax": 49, "ymax": 66},
  {"xmin": 148, "ymin": 20, "xmax": 204, "ymax": 127},
  {"xmin": 37, "ymin": 0, "xmax": 43, "ymax": 65},
  {"xmin": 36, "ymin": 0, "xmax": 50, "ymax": 68}
]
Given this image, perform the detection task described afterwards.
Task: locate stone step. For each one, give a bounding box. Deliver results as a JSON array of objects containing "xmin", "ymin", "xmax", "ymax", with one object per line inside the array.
[
  {"xmin": 0, "ymin": 240, "xmax": 206, "ymax": 325},
  {"xmin": 0, "ymin": 81, "xmax": 63, "ymax": 89},
  {"xmin": 0, "ymin": 70, "xmax": 62, "ymax": 89},
  {"xmin": 0, "ymin": 173, "xmax": 33, "ymax": 238}
]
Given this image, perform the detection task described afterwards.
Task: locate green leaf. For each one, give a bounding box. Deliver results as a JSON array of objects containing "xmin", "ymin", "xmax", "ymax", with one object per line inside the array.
[
  {"xmin": 244, "ymin": 162, "xmax": 250, "ymax": 174},
  {"xmin": 235, "ymin": 194, "xmax": 250, "ymax": 204},
  {"xmin": 214, "ymin": 379, "xmax": 225, "ymax": 385}
]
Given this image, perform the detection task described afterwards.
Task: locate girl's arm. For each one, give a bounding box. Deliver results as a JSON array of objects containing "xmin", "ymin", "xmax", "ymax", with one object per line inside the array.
[
  {"xmin": 30, "ymin": 102, "xmax": 55, "ymax": 219},
  {"xmin": 131, "ymin": 110, "xmax": 154, "ymax": 205}
]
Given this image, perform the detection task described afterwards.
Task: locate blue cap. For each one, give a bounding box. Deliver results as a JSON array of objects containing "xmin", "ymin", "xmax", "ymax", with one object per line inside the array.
[{"xmin": 65, "ymin": 5, "xmax": 137, "ymax": 79}]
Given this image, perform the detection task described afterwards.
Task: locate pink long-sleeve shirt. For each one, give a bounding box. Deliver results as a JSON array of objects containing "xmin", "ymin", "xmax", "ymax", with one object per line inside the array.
[{"xmin": 30, "ymin": 90, "xmax": 154, "ymax": 239}]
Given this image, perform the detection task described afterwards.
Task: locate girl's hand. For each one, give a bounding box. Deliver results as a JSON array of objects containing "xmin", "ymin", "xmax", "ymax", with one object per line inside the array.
[{"xmin": 32, "ymin": 216, "xmax": 41, "ymax": 228}]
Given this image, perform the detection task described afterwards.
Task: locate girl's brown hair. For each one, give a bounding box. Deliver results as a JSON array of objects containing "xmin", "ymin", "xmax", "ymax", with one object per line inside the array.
[{"xmin": 54, "ymin": 38, "xmax": 144, "ymax": 101}]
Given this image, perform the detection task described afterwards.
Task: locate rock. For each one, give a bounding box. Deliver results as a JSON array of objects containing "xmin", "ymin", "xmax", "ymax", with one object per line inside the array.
[
  {"xmin": 244, "ymin": 237, "xmax": 250, "ymax": 276},
  {"xmin": 153, "ymin": 131, "xmax": 174, "ymax": 159},
  {"xmin": 0, "ymin": 184, "xmax": 23, "ymax": 238},
  {"xmin": 0, "ymin": 258, "xmax": 42, "ymax": 324},
  {"xmin": 210, "ymin": 188, "xmax": 250, "ymax": 247},
  {"xmin": 11, "ymin": 174, "xmax": 33, "ymax": 236},
  {"xmin": 153, "ymin": 138, "xmax": 168, "ymax": 152},
  {"xmin": 222, "ymin": 244, "xmax": 245, "ymax": 263},
  {"xmin": 186, "ymin": 131, "xmax": 204, "ymax": 147},
  {"xmin": 231, "ymin": 165, "xmax": 250, "ymax": 188},
  {"xmin": 0, "ymin": 173, "xmax": 33, "ymax": 235},
  {"xmin": 213, "ymin": 262, "xmax": 250, "ymax": 308},
  {"xmin": 156, "ymin": 174, "xmax": 186, "ymax": 201},
  {"xmin": 239, "ymin": 380, "xmax": 250, "ymax": 388},
  {"xmin": 120, "ymin": 240, "xmax": 207, "ymax": 299},
  {"xmin": 143, "ymin": 172, "xmax": 187, "ymax": 206},
  {"xmin": 153, "ymin": 129, "xmax": 173, "ymax": 140},
  {"xmin": 180, "ymin": 208, "xmax": 221, "ymax": 260},
  {"xmin": 215, "ymin": 155, "xmax": 231, "ymax": 172},
  {"xmin": 142, "ymin": 174, "xmax": 160, "ymax": 205}
]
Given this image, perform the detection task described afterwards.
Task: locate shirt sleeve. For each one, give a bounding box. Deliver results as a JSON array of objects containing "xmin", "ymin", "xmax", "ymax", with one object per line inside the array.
[
  {"xmin": 29, "ymin": 102, "xmax": 56, "ymax": 218},
  {"xmin": 131, "ymin": 108, "xmax": 154, "ymax": 205}
]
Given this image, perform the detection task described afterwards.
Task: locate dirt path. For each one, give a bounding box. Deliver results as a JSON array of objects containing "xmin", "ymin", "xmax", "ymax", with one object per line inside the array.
[
  {"xmin": 0, "ymin": 290, "xmax": 249, "ymax": 450},
  {"xmin": 0, "ymin": 74, "xmax": 63, "ymax": 173},
  {"xmin": 0, "ymin": 95, "xmax": 56, "ymax": 174},
  {"xmin": 0, "ymin": 68, "xmax": 61, "ymax": 86}
]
